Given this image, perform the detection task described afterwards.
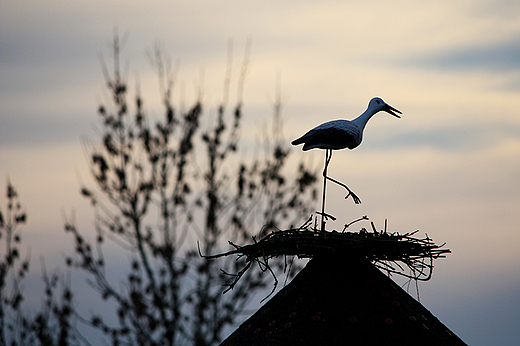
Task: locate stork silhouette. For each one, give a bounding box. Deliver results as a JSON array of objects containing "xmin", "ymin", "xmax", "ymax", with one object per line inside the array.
[{"xmin": 292, "ymin": 97, "xmax": 401, "ymax": 231}]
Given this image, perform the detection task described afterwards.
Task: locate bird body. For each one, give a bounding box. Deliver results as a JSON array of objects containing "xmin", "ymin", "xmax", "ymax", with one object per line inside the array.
[
  {"xmin": 291, "ymin": 97, "xmax": 401, "ymax": 151},
  {"xmin": 292, "ymin": 119, "xmax": 362, "ymax": 151}
]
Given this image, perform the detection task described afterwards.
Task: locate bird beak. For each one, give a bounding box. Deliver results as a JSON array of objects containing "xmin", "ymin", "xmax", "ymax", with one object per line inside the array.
[{"xmin": 384, "ymin": 104, "xmax": 402, "ymax": 118}]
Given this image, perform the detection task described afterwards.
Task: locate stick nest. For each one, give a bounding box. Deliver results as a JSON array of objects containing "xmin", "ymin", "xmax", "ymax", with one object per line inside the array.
[{"xmin": 202, "ymin": 219, "xmax": 450, "ymax": 297}]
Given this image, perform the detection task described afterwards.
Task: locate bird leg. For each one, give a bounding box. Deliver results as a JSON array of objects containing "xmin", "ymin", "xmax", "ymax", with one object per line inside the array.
[
  {"xmin": 319, "ymin": 149, "xmax": 332, "ymax": 231},
  {"xmin": 323, "ymin": 150, "xmax": 362, "ymax": 205},
  {"xmin": 319, "ymin": 149, "xmax": 361, "ymax": 231}
]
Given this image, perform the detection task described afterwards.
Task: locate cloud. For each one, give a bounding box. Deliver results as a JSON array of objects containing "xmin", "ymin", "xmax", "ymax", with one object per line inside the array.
[
  {"xmin": 0, "ymin": 112, "xmax": 92, "ymax": 148},
  {"xmin": 363, "ymin": 122, "xmax": 520, "ymax": 152},
  {"xmin": 402, "ymin": 37, "xmax": 520, "ymax": 72}
]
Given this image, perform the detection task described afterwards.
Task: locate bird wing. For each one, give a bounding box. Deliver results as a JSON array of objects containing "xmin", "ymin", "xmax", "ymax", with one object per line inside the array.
[{"xmin": 292, "ymin": 122, "xmax": 359, "ymax": 150}]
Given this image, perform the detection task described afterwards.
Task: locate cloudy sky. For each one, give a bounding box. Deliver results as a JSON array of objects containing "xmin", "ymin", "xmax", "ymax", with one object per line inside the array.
[{"xmin": 2, "ymin": 1, "xmax": 520, "ymax": 344}]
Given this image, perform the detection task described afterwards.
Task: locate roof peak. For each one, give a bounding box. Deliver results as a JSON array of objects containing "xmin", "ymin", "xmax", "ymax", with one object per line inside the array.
[{"xmin": 220, "ymin": 255, "xmax": 466, "ymax": 346}]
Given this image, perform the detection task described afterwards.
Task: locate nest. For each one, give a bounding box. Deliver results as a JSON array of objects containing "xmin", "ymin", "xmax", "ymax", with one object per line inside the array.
[{"xmin": 201, "ymin": 217, "xmax": 450, "ymax": 298}]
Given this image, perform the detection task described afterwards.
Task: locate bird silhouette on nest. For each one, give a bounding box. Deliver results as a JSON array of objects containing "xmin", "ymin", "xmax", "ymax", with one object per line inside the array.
[{"xmin": 292, "ymin": 97, "xmax": 401, "ymax": 231}]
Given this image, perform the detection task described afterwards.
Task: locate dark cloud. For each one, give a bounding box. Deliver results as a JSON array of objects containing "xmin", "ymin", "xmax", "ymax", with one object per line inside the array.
[
  {"xmin": 0, "ymin": 112, "xmax": 92, "ymax": 148},
  {"xmin": 402, "ymin": 37, "xmax": 520, "ymax": 72},
  {"xmin": 0, "ymin": 32, "xmax": 96, "ymax": 69},
  {"xmin": 364, "ymin": 123, "xmax": 520, "ymax": 152}
]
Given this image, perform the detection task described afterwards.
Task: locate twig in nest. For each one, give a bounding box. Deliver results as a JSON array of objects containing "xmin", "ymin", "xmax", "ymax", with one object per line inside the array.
[
  {"xmin": 342, "ymin": 215, "xmax": 369, "ymax": 232},
  {"xmin": 220, "ymin": 261, "xmax": 252, "ymax": 294}
]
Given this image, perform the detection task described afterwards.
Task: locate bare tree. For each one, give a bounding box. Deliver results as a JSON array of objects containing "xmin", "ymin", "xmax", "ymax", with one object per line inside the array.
[
  {"xmin": 0, "ymin": 181, "xmax": 85, "ymax": 346},
  {"xmin": 60, "ymin": 33, "xmax": 317, "ymax": 346},
  {"xmin": 0, "ymin": 181, "xmax": 29, "ymax": 346}
]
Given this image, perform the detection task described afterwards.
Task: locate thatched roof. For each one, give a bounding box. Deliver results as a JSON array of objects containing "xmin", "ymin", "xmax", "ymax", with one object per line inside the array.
[{"xmin": 219, "ymin": 254, "xmax": 467, "ymax": 346}]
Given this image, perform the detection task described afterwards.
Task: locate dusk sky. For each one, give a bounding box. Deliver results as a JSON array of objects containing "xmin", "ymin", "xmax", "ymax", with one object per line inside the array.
[{"xmin": 2, "ymin": 1, "xmax": 520, "ymax": 344}]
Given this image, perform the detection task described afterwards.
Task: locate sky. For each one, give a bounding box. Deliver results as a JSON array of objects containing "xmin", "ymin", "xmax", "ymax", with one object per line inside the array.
[{"xmin": 2, "ymin": 0, "xmax": 520, "ymax": 344}]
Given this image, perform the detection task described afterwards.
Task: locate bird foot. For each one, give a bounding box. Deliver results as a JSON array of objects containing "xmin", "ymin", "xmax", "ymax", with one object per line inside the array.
[
  {"xmin": 345, "ymin": 191, "xmax": 362, "ymax": 204},
  {"xmin": 316, "ymin": 211, "xmax": 336, "ymax": 221},
  {"xmin": 324, "ymin": 175, "xmax": 362, "ymax": 204}
]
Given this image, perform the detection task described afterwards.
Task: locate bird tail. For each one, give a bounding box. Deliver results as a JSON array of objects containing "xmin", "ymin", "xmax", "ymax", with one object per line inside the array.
[{"xmin": 291, "ymin": 138, "xmax": 304, "ymax": 146}]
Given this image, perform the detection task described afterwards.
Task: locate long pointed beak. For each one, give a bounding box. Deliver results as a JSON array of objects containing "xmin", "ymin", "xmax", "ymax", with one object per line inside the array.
[{"xmin": 384, "ymin": 104, "xmax": 402, "ymax": 118}]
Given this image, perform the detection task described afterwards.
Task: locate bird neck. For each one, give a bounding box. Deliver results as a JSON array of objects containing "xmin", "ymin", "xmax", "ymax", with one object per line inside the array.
[{"xmin": 352, "ymin": 108, "xmax": 377, "ymax": 130}]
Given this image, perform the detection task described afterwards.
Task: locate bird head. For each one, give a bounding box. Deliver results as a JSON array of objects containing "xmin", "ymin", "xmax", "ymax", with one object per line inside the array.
[{"xmin": 369, "ymin": 97, "xmax": 402, "ymax": 118}]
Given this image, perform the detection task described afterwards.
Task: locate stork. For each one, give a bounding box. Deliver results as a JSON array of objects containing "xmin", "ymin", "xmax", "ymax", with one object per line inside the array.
[{"xmin": 291, "ymin": 97, "xmax": 401, "ymax": 231}]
